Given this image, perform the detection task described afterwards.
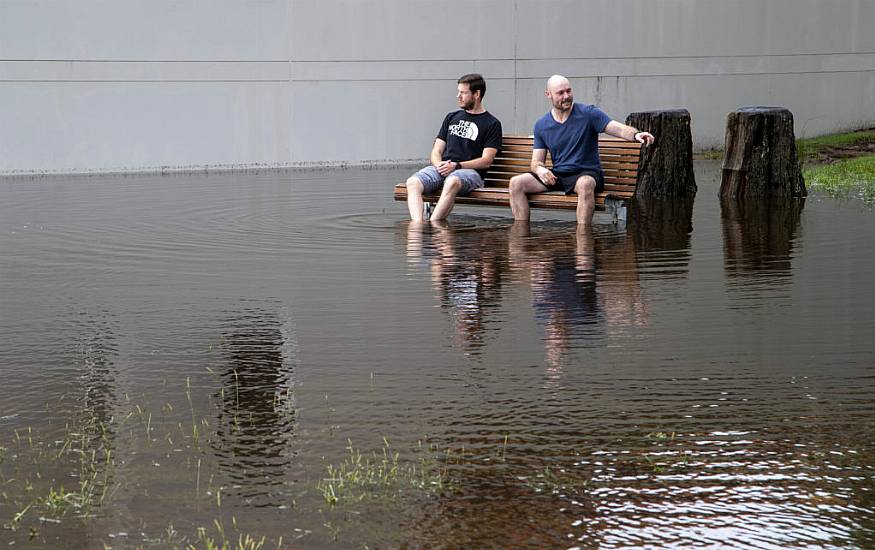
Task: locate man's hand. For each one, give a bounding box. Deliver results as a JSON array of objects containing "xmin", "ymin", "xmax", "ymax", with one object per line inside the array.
[
  {"xmin": 634, "ymin": 131, "xmax": 655, "ymax": 146},
  {"xmin": 436, "ymin": 160, "xmax": 457, "ymax": 176},
  {"xmin": 535, "ymin": 165, "xmax": 556, "ymax": 185}
]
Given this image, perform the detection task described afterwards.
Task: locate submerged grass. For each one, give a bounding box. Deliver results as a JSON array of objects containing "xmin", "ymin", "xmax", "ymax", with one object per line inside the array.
[
  {"xmin": 317, "ymin": 438, "xmax": 454, "ymax": 506},
  {"xmin": 804, "ymin": 155, "xmax": 875, "ymax": 204},
  {"xmin": 0, "ymin": 367, "xmax": 293, "ymax": 547}
]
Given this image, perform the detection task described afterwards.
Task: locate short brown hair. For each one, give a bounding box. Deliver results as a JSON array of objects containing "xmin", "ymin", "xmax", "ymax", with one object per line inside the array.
[{"xmin": 458, "ymin": 73, "xmax": 486, "ymax": 99}]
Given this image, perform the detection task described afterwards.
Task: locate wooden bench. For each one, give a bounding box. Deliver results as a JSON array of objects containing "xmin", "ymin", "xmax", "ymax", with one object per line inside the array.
[{"xmin": 393, "ymin": 134, "xmax": 642, "ymax": 221}]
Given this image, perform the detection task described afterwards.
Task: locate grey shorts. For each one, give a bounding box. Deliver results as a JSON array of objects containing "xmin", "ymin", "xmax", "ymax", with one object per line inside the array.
[{"xmin": 412, "ymin": 165, "xmax": 484, "ymax": 195}]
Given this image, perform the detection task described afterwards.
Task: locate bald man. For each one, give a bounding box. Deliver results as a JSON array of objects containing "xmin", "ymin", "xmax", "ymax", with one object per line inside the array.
[{"xmin": 509, "ymin": 75, "xmax": 654, "ymax": 225}]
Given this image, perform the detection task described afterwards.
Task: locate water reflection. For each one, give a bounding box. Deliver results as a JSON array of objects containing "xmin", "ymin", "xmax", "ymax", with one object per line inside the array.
[
  {"xmin": 405, "ymin": 221, "xmax": 509, "ymax": 354},
  {"xmin": 628, "ymin": 197, "xmax": 695, "ymax": 279},
  {"xmin": 214, "ymin": 303, "xmax": 298, "ymax": 505},
  {"xmin": 73, "ymin": 308, "xmax": 120, "ymax": 427},
  {"xmin": 402, "ymin": 219, "xmax": 654, "ymax": 371},
  {"xmin": 508, "ymin": 223, "xmax": 602, "ymax": 373},
  {"xmin": 721, "ymin": 197, "xmax": 805, "ymax": 279}
]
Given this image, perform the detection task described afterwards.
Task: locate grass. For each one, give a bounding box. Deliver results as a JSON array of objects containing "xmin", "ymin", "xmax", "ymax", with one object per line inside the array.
[
  {"xmin": 0, "ymin": 390, "xmax": 283, "ymax": 548},
  {"xmin": 796, "ymin": 129, "xmax": 875, "ymax": 162},
  {"xmin": 317, "ymin": 438, "xmax": 453, "ymax": 506},
  {"xmin": 804, "ymin": 155, "xmax": 875, "ymax": 204}
]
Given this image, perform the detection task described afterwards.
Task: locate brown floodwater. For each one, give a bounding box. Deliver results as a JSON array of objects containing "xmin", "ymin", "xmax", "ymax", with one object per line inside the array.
[{"xmin": 1, "ymin": 162, "xmax": 874, "ymax": 549}]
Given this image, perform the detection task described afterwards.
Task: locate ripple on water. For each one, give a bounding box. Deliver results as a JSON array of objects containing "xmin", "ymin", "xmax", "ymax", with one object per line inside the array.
[{"xmin": 2, "ymin": 166, "xmax": 875, "ymax": 548}]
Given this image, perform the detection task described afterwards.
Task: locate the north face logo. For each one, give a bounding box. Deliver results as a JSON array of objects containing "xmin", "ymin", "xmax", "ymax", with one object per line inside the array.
[{"xmin": 448, "ymin": 120, "xmax": 479, "ymax": 141}]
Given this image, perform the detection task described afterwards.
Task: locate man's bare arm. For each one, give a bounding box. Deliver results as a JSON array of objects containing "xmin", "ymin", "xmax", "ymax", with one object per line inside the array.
[
  {"xmin": 430, "ymin": 139, "xmax": 447, "ymax": 167},
  {"xmin": 605, "ymin": 120, "xmax": 655, "ymax": 146},
  {"xmin": 457, "ymin": 147, "xmax": 498, "ymax": 171},
  {"xmin": 431, "ymin": 139, "xmax": 459, "ymax": 176},
  {"xmin": 529, "ymin": 149, "xmax": 555, "ymax": 185}
]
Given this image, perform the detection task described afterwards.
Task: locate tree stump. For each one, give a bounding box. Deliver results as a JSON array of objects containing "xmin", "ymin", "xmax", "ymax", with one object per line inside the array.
[
  {"xmin": 720, "ymin": 107, "xmax": 806, "ymax": 198},
  {"xmin": 625, "ymin": 109, "xmax": 696, "ymax": 197}
]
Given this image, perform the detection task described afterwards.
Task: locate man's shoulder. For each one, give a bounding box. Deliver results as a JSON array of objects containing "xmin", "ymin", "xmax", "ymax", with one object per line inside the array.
[
  {"xmin": 574, "ymin": 102, "xmax": 598, "ymax": 114},
  {"xmin": 478, "ymin": 110, "xmax": 502, "ymax": 127},
  {"xmin": 443, "ymin": 109, "xmax": 466, "ymax": 121},
  {"xmin": 574, "ymin": 103, "xmax": 611, "ymax": 120},
  {"xmin": 534, "ymin": 111, "xmax": 554, "ymax": 129}
]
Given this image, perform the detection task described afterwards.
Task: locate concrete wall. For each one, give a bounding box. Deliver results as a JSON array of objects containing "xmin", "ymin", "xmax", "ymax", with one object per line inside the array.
[{"xmin": 2, "ymin": 0, "xmax": 874, "ymax": 174}]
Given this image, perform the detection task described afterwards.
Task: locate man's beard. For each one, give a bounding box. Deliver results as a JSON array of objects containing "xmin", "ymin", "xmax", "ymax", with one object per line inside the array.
[{"xmin": 554, "ymin": 98, "xmax": 572, "ymax": 111}]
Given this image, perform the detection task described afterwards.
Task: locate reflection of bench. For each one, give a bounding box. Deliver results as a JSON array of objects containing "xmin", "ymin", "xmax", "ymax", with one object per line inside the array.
[{"xmin": 393, "ymin": 134, "xmax": 642, "ymax": 221}]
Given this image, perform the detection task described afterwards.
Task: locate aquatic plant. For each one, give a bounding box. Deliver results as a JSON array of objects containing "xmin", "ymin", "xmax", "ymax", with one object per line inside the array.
[
  {"xmin": 317, "ymin": 438, "xmax": 453, "ymax": 506},
  {"xmin": 189, "ymin": 520, "xmax": 266, "ymax": 550},
  {"xmin": 804, "ymin": 156, "xmax": 875, "ymax": 204}
]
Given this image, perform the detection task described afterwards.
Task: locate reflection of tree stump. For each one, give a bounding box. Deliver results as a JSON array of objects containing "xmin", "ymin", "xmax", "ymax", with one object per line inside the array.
[
  {"xmin": 628, "ymin": 197, "xmax": 694, "ymax": 252},
  {"xmin": 721, "ymin": 197, "xmax": 805, "ymax": 276},
  {"xmin": 720, "ymin": 107, "xmax": 806, "ymax": 198},
  {"xmin": 626, "ymin": 109, "xmax": 696, "ymax": 197}
]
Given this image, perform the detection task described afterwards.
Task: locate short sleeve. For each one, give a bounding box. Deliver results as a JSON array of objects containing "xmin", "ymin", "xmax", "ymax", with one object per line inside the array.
[
  {"xmin": 533, "ymin": 119, "xmax": 545, "ymax": 150},
  {"xmin": 436, "ymin": 112, "xmax": 454, "ymax": 141},
  {"xmin": 483, "ymin": 117, "xmax": 502, "ymax": 151},
  {"xmin": 591, "ymin": 106, "xmax": 612, "ymax": 133}
]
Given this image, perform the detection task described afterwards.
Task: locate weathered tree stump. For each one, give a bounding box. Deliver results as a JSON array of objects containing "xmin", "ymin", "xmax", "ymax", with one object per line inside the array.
[
  {"xmin": 626, "ymin": 109, "xmax": 696, "ymax": 197},
  {"xmin": 720, "ymin": 107, "xmax": 806, "ymax": 198}
]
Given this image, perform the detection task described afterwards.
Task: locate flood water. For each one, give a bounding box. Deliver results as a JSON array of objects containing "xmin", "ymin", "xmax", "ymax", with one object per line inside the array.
[{"xmin": 1, "ymin": 162, "xmax": 874, "ymax": 549}]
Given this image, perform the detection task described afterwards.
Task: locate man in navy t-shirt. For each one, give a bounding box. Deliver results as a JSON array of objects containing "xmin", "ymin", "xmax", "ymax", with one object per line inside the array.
[
  {"xmin": 508, "ymin": 75, "xmax": 654, "ymax": 225},
  {"xmin": 405, "ymin": 73, "xmax": 502, "ymax": 222}
]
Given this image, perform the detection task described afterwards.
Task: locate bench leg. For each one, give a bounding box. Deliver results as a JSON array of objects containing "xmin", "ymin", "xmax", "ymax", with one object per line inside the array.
[
  {"xmin": 605, "ymin": 197, "xmax": 627, "ymax": 224},
  {"xmin": 424, "ymin": 202, "xmax": 434, "ymax": 220}
]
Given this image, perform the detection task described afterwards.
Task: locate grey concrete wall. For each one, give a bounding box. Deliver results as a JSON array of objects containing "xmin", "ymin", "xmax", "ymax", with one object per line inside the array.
[{"xmin": 2, "ymin": 0, "xmax": 874, "ymax": 174}]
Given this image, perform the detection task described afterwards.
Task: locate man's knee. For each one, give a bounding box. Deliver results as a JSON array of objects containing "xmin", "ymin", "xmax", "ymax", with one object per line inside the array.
[
  {"xmin": 443, "ymin": 176, "xmax": 463, "ymax": 194},
  {"xmin": 575, "ymin": 176, "xmax": 596, "ymax": 196},
  {"xmin": 406, "ymin": 176, "xmax": 424, "ymax": 194},
  {"xmin": 509, "ymin": 174, "xmax": 528, "ymax": 195}
]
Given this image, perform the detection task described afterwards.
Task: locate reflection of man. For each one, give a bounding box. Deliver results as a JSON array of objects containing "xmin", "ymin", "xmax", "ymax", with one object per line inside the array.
[
  {"xmin": 509, "ymin": 75, "xmax": 655, "ymax": 225},
  {"xmin": 406, "ymin": 74, "xmax": 503, "ymax": 222},
  {"xmin": 404, "ymin": 221, "xmax": 507, "ymax": 352},
  {"xmin": 508, "ymin": 222, "xmax": 601, "ymax": 370}
]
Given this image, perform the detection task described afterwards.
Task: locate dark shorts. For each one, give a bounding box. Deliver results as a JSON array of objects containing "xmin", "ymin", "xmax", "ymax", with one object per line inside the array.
[{"xmin": 530, "ymin": 169, "xmax": 605, "ymax": 195}]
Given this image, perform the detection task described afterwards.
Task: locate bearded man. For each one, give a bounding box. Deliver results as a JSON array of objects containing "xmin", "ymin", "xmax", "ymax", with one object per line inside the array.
[
  {"xmin": 405, "ymin": 73, "xmax": 502, "ymax": 221},
  {"xmin": 509, "ymin": 75, "xmax": 654, "ymax": 225}
]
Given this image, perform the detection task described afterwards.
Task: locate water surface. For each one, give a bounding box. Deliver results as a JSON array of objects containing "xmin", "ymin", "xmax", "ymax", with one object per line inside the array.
[{"xmin": 1, "ymin": 163, "xmax": 874, "ymax": 548}]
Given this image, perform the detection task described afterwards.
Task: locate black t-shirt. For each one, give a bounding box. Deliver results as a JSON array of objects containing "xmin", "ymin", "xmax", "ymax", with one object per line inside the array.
[{"xmin": 436, "ymin": 110, "xmax": 503, "ymax": 178}]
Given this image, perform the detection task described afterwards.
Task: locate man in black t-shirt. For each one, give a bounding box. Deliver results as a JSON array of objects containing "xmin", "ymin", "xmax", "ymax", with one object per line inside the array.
[{"xmin": 405, "ymin": 73, "xmax": 502, "ymax": 221}]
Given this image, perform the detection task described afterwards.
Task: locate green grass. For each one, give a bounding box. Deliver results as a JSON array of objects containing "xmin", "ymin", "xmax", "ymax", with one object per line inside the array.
[
  {"xmin": 797, "ymin": 129, "xmax": 875, "ymax": 162},
  {"xmin": 804, "ymin": 155, "xmax": 875, "ymax": 204},
  {"xmin": 317, "ymin": 438, "xmax": 453, "ymax": 506}
]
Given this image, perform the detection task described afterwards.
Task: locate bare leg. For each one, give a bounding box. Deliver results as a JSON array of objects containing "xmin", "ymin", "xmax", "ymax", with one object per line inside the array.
[
  {"xmin": 509, "ymin": 173, "xmax": 547, "ymax": 221},
  {"xmin": 406, "ymin": 176, "xmax": 426, "ymax": 221},
  {"xmin": 405, "ymin": 220, "xmax": 426, "ymax": 261},
  {"xmin": 575, "ymin": 223, "xmax": 595, "ymax": 274},
  {"xmin": 430, "ymin": 176, "xmax": 463, "ymax": 221},
  {"xmin": 574, "ymin": 175, "xmax": 597, "ymax": 225},
  {"xmin": 507, "ymin": 219, "xmax": 531, "ymax": 274}
]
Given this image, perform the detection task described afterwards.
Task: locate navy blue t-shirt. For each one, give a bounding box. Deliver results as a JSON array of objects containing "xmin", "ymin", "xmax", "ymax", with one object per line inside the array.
[
  {"xmin": 437, "ymin": 110, "xmax": 503, "ymax": 178},
  {"xmin": 533, "ymin": 103, "xmax": 612, "ymax": 174}
]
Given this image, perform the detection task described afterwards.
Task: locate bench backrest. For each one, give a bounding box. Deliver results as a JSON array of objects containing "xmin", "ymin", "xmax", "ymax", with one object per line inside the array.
[{"xmin": 485, "ymin": 135, "xmax": 642, "ymax": 197}]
